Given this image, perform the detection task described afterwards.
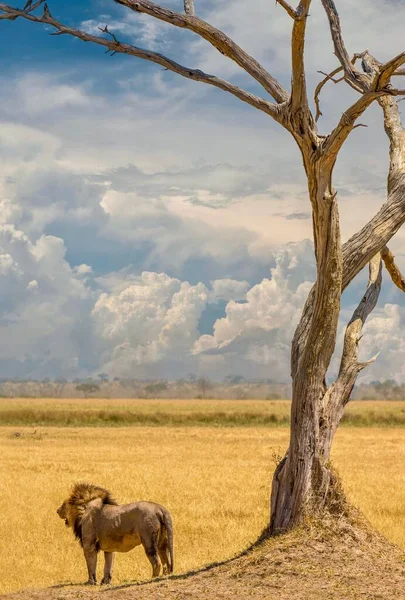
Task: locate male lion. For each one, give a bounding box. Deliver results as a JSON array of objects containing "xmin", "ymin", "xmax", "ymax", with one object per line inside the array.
[{"xmin": 56, "ymin": 482, "xmax": 174, "ymax": 585}]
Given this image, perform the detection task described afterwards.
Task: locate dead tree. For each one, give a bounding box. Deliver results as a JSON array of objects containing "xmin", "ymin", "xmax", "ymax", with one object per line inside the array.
[{"xmin": 2, "ymin": 0, "xmax": 405, "ymax": 532}]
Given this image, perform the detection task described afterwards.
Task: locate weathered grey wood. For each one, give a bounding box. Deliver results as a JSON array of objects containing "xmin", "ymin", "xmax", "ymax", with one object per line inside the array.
[
  {"xmin": 1, "ymin": 0, "xmax": 405, "ymax": 534},
  {"xmin": 275, "ymin": 0, "xmax": 297, "ymax": 20},
  {"xmin": 381, "ymin": 247, "xmax": 405, "ymax": 292},
  {"xmin": 320, "ymin": 0, "xmax": 370, "ymax": 92},
  {"xmin": 271, "ymin": 48, "xmax": 405, "ymax": 533}
]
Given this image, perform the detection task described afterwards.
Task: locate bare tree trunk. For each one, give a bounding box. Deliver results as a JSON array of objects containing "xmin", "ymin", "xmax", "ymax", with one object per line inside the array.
[
  {"xmin": 270, "ymin": 157, "xmax": 343, "ymax": 531},
  {"xmin": 270, "ymin": 77, "xmax": 405, "ymax": 533},
  {"xmin": 270, "ymin": 255, "xmax": 382, "ymax": 532}
]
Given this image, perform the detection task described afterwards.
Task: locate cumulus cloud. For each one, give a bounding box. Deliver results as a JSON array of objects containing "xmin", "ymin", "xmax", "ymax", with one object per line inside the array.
[
  {"xmin": 192, "ymin": 241, "xmax": 315, "ymax": 379},
  {"xmin": 89, "ymin": 242, "xmax": 317, "ymax": 380},
  {"xmin": 91, "ymin": 272, "xmax": 209, "ymax": 377},
  {"xmin": 210, "ymin": 278, "xmax": 250, "ymax": 302},
  {"xmin": 0, "ymin": 225, "xmax": 93, "ymax": 379}
]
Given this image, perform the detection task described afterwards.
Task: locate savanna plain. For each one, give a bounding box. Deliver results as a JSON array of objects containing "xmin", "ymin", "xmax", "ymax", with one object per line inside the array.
[{"xmin": 0, "ymin": 398, "xmax": 405, "ymax": 596}]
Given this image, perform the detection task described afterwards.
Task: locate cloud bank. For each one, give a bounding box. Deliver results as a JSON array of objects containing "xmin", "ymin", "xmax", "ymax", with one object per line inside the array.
[{"xmin": 0, "ymin": 0, "xmax": 404, "ymax": 381}]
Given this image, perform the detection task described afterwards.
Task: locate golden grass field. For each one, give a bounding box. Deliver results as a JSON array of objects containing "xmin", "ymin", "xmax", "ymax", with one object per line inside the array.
[
  {"xmin": 0, "ymin": 399, "xmax": 404, "ymax": 594},
  {"xmin": 1, "ymin": 398, "xmax": 405, "ymax": 426}
]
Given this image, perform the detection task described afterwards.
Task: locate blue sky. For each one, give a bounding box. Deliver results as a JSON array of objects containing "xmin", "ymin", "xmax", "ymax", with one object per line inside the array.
[{"xmin": 0, "ymin": 0, "xmax": 404, "ymax": 381}]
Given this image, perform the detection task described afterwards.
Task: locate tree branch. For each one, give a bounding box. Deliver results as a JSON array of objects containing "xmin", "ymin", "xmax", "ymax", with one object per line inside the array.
[
  {"xmin": 356, "ymin": 52, "xmax": 405, "ymax": 181},
  {"xmin": 114, "ymin": 0, "xmax": 290, "ymax": 103},
  {"xmin": 292, "ymin": 95, "xmax": 405, "ymax": 379},
  {"xmin": 376, "ymin": 51, "xmax": 405, "ymax": 90},
  {"xmin": 352, "ymin": 50, "xmax": 405, "ymax": 94},
  {"xmin": 0, "ymin": 0, "xmax": 43, "ymax": 18},
  {"xmin": 338, "ymin": 253, "xmax": 382, "ymax": 384},
  {"xmin": 275, "ymin": 0, "xmax": 297, "ymax": 19},
  {"xmin": 319, "ymin": 254, "xmax": 382, "ymax": 453},
  {"xmin": 290, "ymin": 1, "xmax": 312, "ymax": 115},
  {"xmin": 322, "ymin": 91, "xmax": 380, "ymax": 161},
  {"xmin": 381, "ymin": 246, "xmax": 405, "ymax": 292},
  {"xmin": 291, "ymin": 51, "xmax": 405, "ymax": 381},
  {"xmin": 0, "ymin": 3, "xmax": 284, "ymax": 123},
  {"xmin": 292, "ymin": 181, "xmax": 405, "ymax": 379},
  {"xmin": 314, "ymin": 49, "xmax": 405, "ymax": 152},
  {"xmin": 319, "ymin": 0, "xmax": 369, "ymax": 92},
  {"xmin": 317, "ymin": 48, "xmax": 405, "ymax": 161},
  {"xmin": 379, "ymin": 97, "xmax": 405, "ymax": 182},
  {"xmin": 314, "ymin": 55, "xmax": 359, "ymax": 122},
  {"xmin": 314, "ymin": 66, "xmax": 344, "ymax": 122}
]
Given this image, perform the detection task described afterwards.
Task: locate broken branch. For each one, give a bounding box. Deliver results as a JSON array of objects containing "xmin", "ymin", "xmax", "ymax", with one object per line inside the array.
[
  {"xmin": 339, "ymin": 253, "xmax": 382, "ymax": 383},
  {"xmin": 320, "ymin": 0, "xmax": 369, "ymax": 92},
  {"xmin": 381, "ymin": 246, "xmax": 405, "ymax": 292},
  {"xmin": 275, "ymin": 0, "xmax": 297, "ymax": 19},
  {"xmin": 314, "ymin": 66, "xmax": 344, "ymax": 122}
]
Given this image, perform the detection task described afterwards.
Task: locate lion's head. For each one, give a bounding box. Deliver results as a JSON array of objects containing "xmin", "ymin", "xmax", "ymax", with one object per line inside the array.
[
  {"xmin": 57, "ymin": 483, "xmax": 117, "ymax": 545},
  {"xmin": 56, "ymin": 500, "xmax": 70, "ymax": 527}
]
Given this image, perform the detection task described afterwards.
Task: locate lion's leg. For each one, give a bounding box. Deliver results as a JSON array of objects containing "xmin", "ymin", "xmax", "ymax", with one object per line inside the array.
[
  {"xmin": 101, "ymin": 552, "xmax": 114, "ymax": 585},
  {"xmin": 142, "ymin": 539, "xmax": 161, "ymax": 578},
  {"xmin": 83, "ymin": 547, "xmax": 98, "ymax": 585},
  {"xmin": 158, "ymin": 539, "xmax": 169, "ymax": 575},
  {"xmin": 146, "ymin": 550, "xmax": 161, "ymax": 578}
]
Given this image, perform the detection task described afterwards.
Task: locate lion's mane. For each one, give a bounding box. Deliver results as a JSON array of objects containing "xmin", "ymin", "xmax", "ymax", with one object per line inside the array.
[{"xmin": 66, "ymin": 482, "xmax": 117, "ymax": 546}]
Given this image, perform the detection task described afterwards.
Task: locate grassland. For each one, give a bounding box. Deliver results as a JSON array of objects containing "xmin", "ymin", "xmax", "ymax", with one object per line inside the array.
[
  {"xmin": 0, "ymin": 398, "xmax": 404, "ymax": 595},
  {"xmin": 1, "ymin": 398, "xmax": 405, "ymax": 427}
]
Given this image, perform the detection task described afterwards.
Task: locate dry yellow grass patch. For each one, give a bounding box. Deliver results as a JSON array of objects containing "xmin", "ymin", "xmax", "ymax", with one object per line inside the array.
[
  {"xmin": 2, "ymin": 398, "xmax": 405, "ymax": 427},
  {"xmin": 332, "ymin": 427, "xmax": 405, "ymax": 547},
  {"xmin": 0, "ymin": 425, "xmax": 404, "ymax": 594}
]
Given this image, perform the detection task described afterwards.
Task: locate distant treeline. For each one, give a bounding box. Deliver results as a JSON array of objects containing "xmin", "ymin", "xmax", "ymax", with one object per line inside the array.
[{"xmin": 0, "ymin": 376, "xmax": 403, "ymax": 400}]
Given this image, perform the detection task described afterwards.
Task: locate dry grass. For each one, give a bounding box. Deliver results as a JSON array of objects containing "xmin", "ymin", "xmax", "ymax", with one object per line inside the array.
[
  {"xmin": 1, "ymin": 398, "xmax": 405, "ymax": 427},
  {"xmin": 1, "ymin": 424, "xmax": 404, "ymax": 595}
]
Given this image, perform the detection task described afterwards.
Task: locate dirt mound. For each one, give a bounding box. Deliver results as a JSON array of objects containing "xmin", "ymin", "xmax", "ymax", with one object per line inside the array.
[{"xmin": 2, "ymin": 519, "xmax": 405, "ymax": 600}]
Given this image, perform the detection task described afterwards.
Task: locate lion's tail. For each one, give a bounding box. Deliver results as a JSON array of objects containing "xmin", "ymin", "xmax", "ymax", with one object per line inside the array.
[{"xmin": 161, "ymin": 508, "xmax": 174, "ymax": 574}]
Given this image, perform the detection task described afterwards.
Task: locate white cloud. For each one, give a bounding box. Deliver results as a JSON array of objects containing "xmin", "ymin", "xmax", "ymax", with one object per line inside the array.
[
  {"xmin": 210, "ymin": 278, "xmax": 250, "ymax": 302},
  {"xmin": 0, "ymin": 1, "xmax": 403, "ymax": 381},
  {"xmin": 26, "ymin": 279, "xmax": 39, "ymax": 291},
  {"xmin": 74, "ymin": 263, "xmax": 93, "ymax": 276},
  {"xmin": 15, "ymin": 73, "xmax": 90, "ymax": 115},
  {"xmin": 192, "ymin": 241, "xmax": 315, "ymax": 379},
  {"xmin": 89, "ymin": 243, "xmax": 315, "ymax": 380},
  {"xmin": 0, "ymin": 251, "xmax": 19, "ymax": 276},
  {"xmin": 92, "ymin": 272, "xmax": 209, "ymax": 376},
  {"xmin": 0, "ymin": 225, "xmax": 93, "ymax": 378}
]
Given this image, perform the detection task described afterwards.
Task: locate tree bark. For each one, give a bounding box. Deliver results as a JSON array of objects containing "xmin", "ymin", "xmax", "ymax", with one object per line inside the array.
[
  {"xmin": 270, "ymin": 251, "xmax": 383, "ymax": 533},
  {"xmin": 270, "ymin": 72, "xmax": 405, "ymax": 534},
  {"xmin": 270, "ymin": 158, "xmax": 343, "ymax": 532}
]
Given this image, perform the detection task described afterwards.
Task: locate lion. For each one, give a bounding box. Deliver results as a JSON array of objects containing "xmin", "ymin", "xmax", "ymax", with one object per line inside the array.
[{"xmin": 56, "ymin": 482, "xmax": 174, "ymax": 585}]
